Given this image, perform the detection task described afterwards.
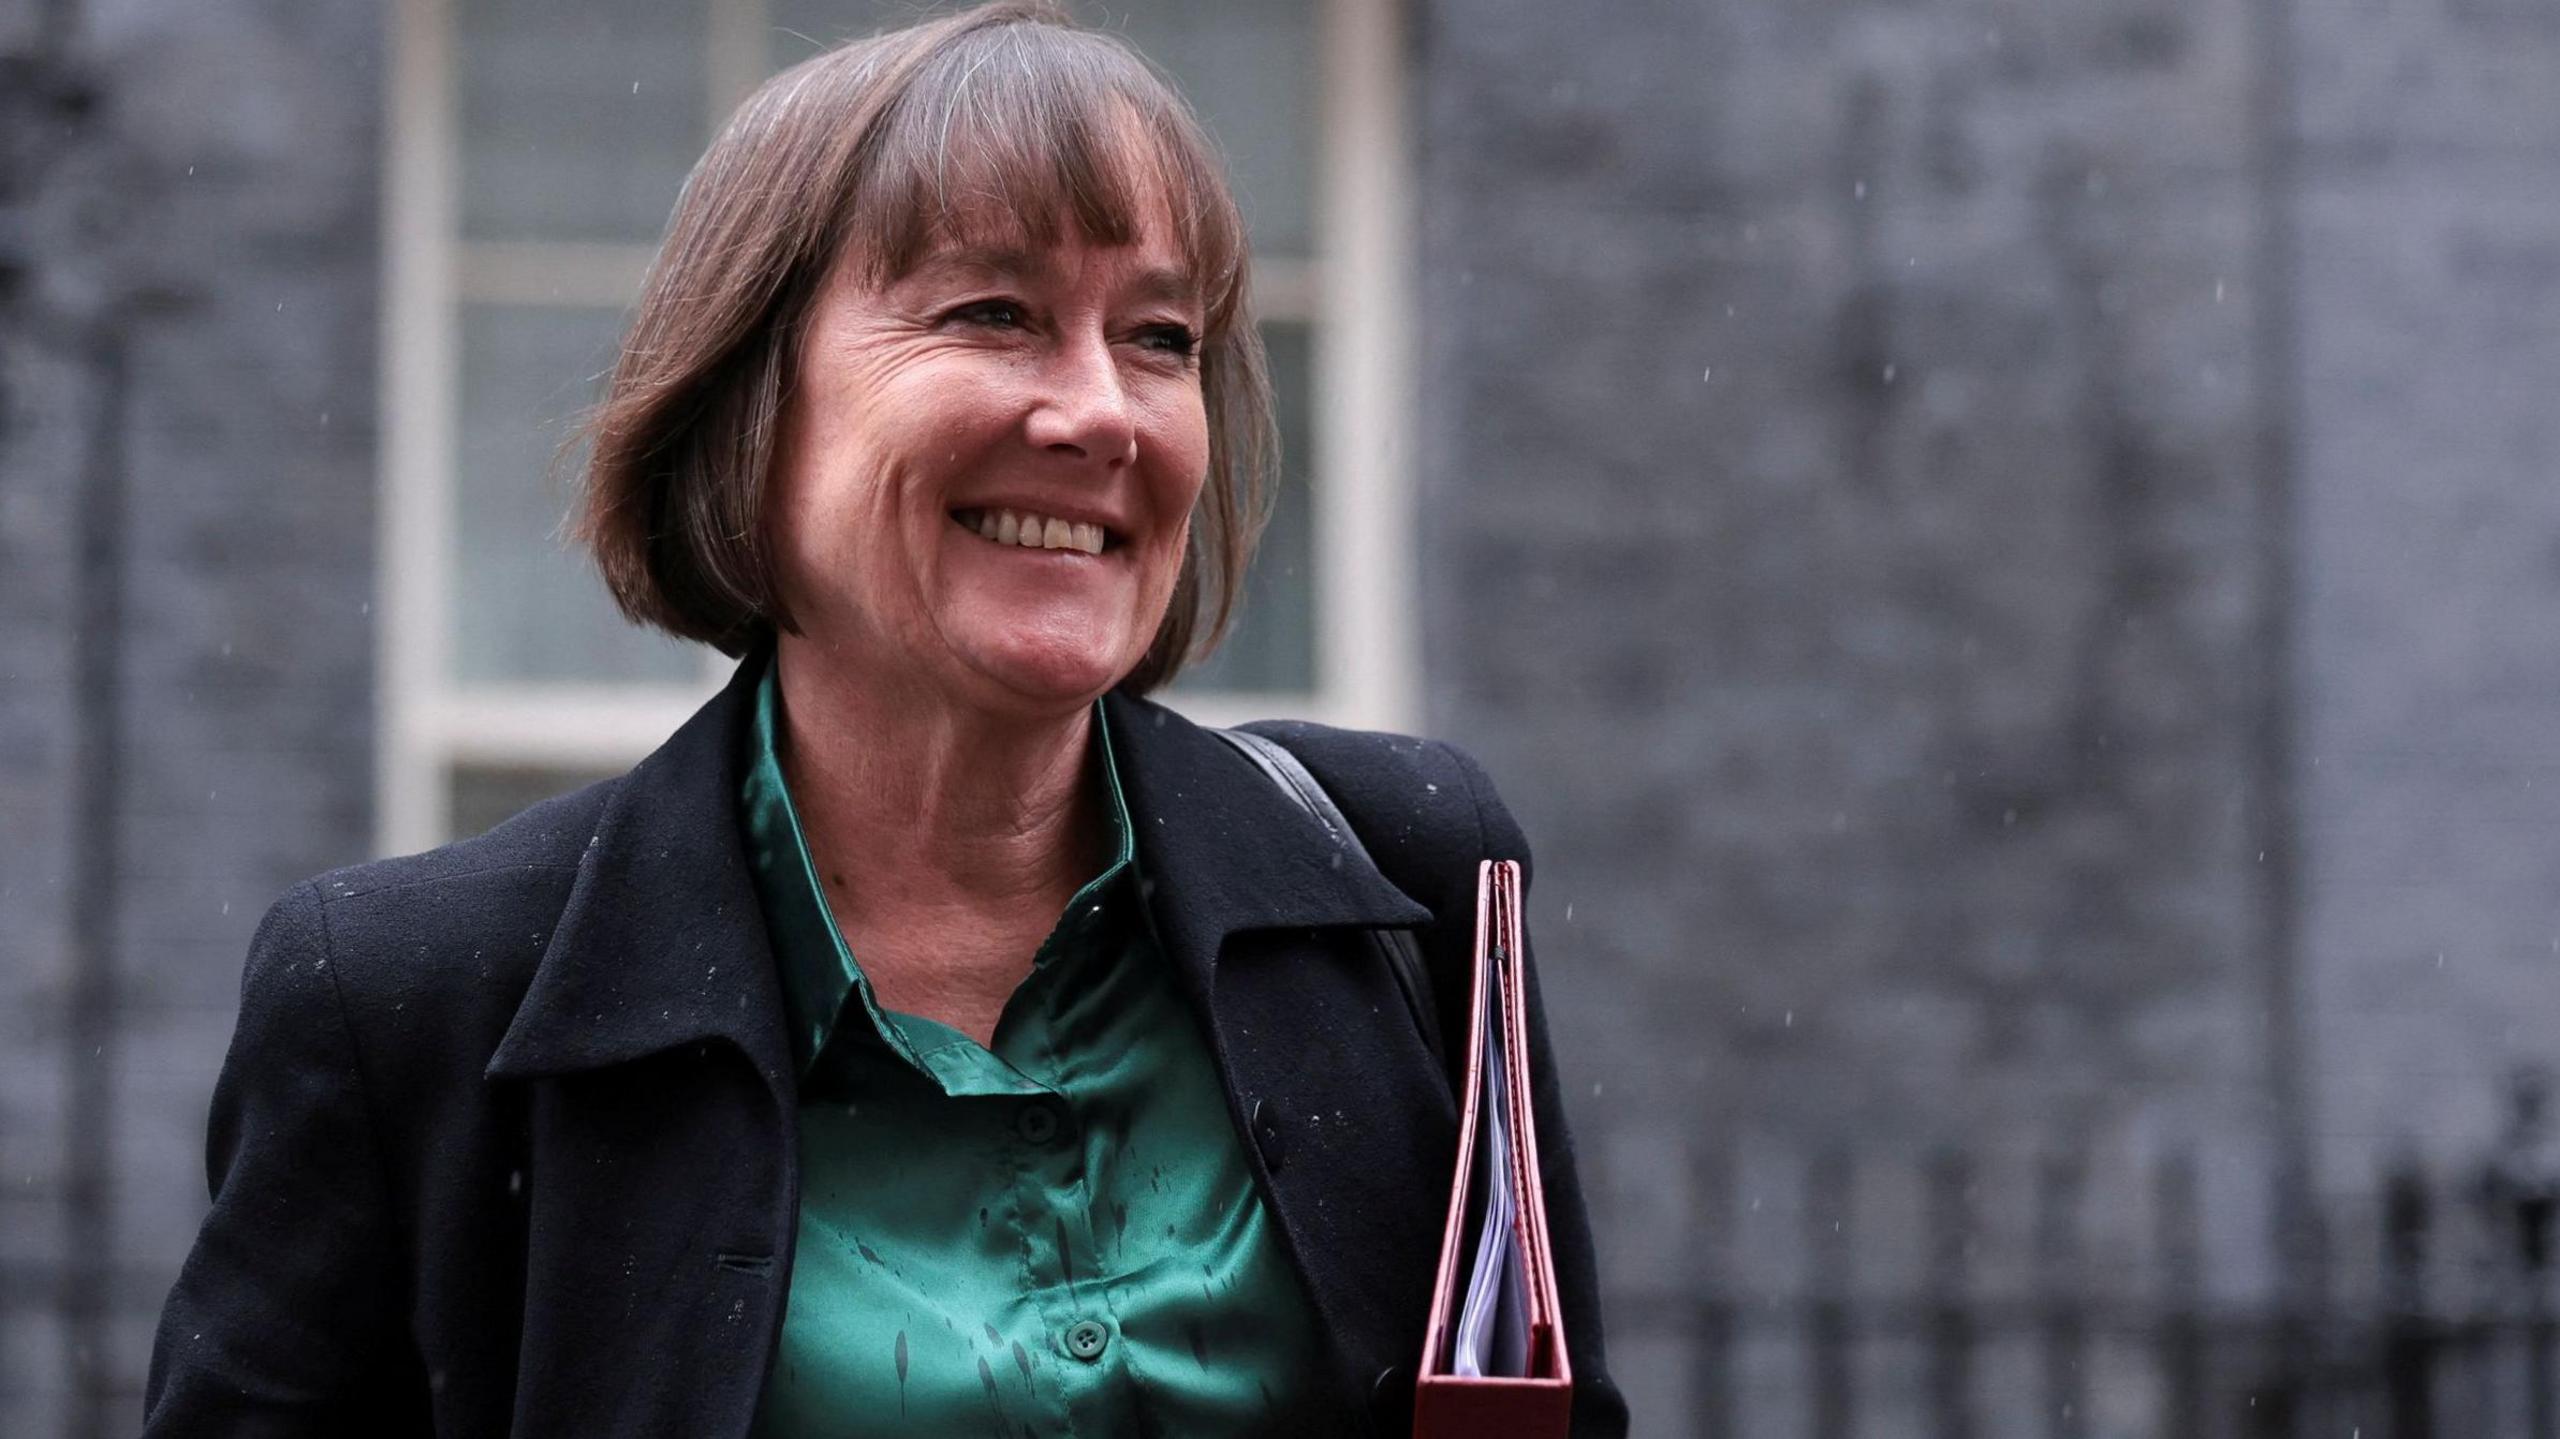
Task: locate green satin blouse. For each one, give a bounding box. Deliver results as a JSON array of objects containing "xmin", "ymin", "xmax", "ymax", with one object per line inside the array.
[{"xmin": 739, "ymin": 658, "xmax": 1337, "ymax": 1436}]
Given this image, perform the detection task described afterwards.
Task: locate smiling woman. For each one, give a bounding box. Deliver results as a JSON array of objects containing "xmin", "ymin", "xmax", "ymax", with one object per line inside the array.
[
  {"xmin": 143, "ymin": 5, "xmax": 1624, "ymax": 1436},
  {"xmin": 574, "ymin": 7, "xmax": 1266, "ymax": 694}
]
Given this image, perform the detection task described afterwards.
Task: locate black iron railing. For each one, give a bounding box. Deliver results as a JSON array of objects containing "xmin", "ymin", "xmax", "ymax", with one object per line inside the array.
[{"xmin": 1613, "ymin": 1138, "xmax": 2560, "ymax": 1439}]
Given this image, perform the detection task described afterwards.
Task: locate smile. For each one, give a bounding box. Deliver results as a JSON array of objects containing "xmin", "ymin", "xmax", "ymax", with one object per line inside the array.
[{"xmin": 950, "ymin": 508, "xmax": 1118, "ymax": 557}]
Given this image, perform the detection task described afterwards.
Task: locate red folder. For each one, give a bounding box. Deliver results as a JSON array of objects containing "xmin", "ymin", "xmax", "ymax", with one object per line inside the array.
[{"xmin": 1414, "ymin": 860, "xmax": 1573, "ymax": 1437}]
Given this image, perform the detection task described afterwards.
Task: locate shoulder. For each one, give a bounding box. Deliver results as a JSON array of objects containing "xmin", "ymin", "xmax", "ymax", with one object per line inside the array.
[
  {"xmin": 1230, "ymin": 717, "xmax": 1531, "ymax": 909},
  {"xmin": 246, "ymin": 776, "xmax": 620, "ymax": 1028},
  {"xmin": 304, "ymin": 776, "xmax": 612, "ymax": 935}
]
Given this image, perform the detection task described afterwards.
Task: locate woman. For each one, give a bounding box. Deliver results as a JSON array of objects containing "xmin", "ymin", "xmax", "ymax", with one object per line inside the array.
[{"xmin": 145, "ymin": 4, "xmax": 1624, "ymax": 1435}]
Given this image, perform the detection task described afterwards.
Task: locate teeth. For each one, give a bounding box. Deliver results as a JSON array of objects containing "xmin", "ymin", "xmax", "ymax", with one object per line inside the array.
[{"xmin": 961, "ymin": 508, "xmax": 1108, "ymax": 556}]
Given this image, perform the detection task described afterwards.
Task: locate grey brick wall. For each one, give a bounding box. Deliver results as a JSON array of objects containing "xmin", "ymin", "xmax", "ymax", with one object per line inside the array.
[
  {"xmin": 1412, "ymin": 0, "xmax": 2560, "ymax": 1427},
  {"xmin": 0, "ymin": 3, "xmax": 381, "ymax": 1432},
  {"xmin": 2291, "ymin": 2, "xmax": 2560, "ymax": 1180},
  {"xmin": 1416, "ymin": 0, "xmax": 2277, "ymax": 1136}
]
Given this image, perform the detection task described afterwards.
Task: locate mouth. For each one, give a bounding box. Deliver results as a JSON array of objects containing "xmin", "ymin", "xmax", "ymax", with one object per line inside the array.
[{"xmin": 949, "ymin": 507, "xmax": 1123, "ymax": 558}]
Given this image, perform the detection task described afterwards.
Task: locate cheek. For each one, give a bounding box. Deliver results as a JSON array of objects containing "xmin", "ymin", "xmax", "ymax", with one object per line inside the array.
[
  {"xmin": 769, "ymin": 423, "xmax": 908, "ymax": 627},
  {"xmin": 785, "ymin": 387, "xmax": 966, "ymax": 543},
  {"xmin": 774, "ymin": 426, "xmax": 872, "ymax": 576},
  {"xmin": 766, "ymin": 404, "xmax": 832, "ymax": 573},
  {"xmin": 1147, "ymin": 393, "xmax": 1213, "ymax": 527}
]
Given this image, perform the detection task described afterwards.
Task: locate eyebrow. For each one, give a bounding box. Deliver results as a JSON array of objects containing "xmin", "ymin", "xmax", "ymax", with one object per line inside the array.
[
  {"xmin": 910, "ymin": 245, "xmax": 1202, "ymax": 311},
  {"xmin": 1120, "ymin": 264, "xmax": 1201, "ymax": 309}
]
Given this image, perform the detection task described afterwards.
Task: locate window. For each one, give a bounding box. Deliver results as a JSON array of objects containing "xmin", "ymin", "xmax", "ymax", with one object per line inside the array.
[{"xmin": 381, "ymin": 0, "xmax": 1416, "ymax": 852}]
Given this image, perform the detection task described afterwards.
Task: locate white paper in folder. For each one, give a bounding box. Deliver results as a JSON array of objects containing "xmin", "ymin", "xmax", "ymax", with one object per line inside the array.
[{"xmin": 1451, "ymin": 956, "xmax": 1532, "ymax": 1378}]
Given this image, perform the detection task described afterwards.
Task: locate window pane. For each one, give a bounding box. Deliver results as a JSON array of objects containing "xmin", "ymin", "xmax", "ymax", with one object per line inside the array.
[
  {"xmin": 456, "ymin": 0, "xmax": 706, "ymax": 244},
  {"xmin": 450, "ymin": 763, "xmax": 623, "ymax": 841},
  {"xmin": 763, "ymin": 0, "xmax": 1317, "ymax": 257},
  {"xmin": 451, "ymin": 303, "xmax": 701, "ymax": 685},
  {"xmin": 1176, "ymin": 321, "xmax": 1315, "ymax": 694}
]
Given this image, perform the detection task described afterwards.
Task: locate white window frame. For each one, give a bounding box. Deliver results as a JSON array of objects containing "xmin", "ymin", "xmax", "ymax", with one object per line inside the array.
[{"xmin": 379, "ymin": 0, "xmax": 1415, "ymax": 855}]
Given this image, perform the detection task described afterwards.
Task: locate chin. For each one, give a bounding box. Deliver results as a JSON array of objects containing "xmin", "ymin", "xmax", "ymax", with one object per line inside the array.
[{"xmin": 963, "ymin": 631, "xmax": 1135, "ymax": 709}]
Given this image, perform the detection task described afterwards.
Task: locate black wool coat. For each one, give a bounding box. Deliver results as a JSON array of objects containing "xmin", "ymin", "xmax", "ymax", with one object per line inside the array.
[{"xmin": 145, "ymin": 657, "xmax": 1629, "ymax": 1437}]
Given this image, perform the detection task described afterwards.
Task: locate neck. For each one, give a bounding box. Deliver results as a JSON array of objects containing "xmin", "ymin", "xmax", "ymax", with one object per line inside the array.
[{"xmin": 770, "ymin": 635, "xmax": 1107, "ymax": 920}]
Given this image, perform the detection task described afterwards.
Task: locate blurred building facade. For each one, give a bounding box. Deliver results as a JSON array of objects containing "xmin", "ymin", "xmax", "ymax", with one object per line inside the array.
[{"xmin": 5, "ymin": 0, "xmax": 2559, "ymax": 1434}]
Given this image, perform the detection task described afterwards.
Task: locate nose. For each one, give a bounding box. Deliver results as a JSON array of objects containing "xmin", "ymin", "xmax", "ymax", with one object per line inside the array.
[{"xmin": 1025, "ymin": 333, "xmax": 1139, "ymax": 468}]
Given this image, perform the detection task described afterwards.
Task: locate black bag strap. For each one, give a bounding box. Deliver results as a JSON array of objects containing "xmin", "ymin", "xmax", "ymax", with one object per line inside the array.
[{"xmin": 1208, "ymin": 727, "xmax": 1453, "ymax": 1082}]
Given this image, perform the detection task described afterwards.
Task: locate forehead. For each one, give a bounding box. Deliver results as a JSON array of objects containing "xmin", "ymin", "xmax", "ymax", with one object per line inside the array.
[
  {"xmin": 829, "ymin": 48, "xmax": 1239, "ymax": 316},
  {"xmin": 898, "ymin": 205, "xmax": 1201, "ymax": 300}
]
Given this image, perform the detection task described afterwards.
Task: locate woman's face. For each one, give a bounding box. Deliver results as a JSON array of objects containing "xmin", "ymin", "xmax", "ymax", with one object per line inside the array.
[{"xmin": 769, "ymin": 214, "xmax": 1211, "ymax": 714}]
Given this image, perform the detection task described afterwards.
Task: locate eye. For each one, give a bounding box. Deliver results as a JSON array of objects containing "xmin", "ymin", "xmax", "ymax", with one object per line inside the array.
[
  {"xmin": 1136, "ymin": 323, "xmax": 1199, "ymax": 359},
  {"xmin": 946, "ymin": 298, "xmax": 1030, "ymax": 330}
]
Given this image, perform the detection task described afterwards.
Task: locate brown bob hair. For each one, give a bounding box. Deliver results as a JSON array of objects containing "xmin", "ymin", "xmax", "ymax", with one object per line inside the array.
[{"xmin": 573, "ymin": 1, "xmax": 1270, "ymax": 695}]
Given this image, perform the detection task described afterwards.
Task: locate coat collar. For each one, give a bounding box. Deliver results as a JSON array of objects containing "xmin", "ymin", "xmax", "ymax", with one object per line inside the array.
[
  {"xmin": 486, "ymin": 651, "xmax": 790, "ymax": 1083},
  {"xmin": 1100, "ymin": 686, "xmax": 1432, "ymax": 972},
  {"xmin": 487, "ymin": 654, "xmax": 1431, "ymax": 1082}
]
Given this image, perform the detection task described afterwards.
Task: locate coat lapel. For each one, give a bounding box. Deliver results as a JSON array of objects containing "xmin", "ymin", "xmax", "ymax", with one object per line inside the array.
[
  {"xmin": 1103, "ymin": 689, "xmax": 1456, "ymax": 1422},
  {"xmin": 487, "ymin": 652, "xmax": 791, "ymax": 1086},
  {"xmin": 1100, "ymin": 686, "xmax": 1433, "ymax": 968},
  {"xmin": 484, "ymin": 654, "xmax": 800, "ymax": 1439}
]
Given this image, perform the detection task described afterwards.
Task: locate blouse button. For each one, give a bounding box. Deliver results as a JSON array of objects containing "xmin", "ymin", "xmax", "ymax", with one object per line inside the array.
[
  {"xmin": 1064, "ymin": 1318, "xmax": 1111, "ymax": 1361},
  {"xmin": 1016, "ymin": 1102, "xmax": 1061, "ymax": 1145}
]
